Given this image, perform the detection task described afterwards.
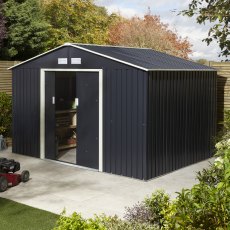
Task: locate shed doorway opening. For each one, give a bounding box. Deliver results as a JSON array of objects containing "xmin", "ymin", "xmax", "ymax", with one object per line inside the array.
[
  {"xmin": 44, "ymin": 71, "xmax": 100, "ymax": 170},
  {"xmin": 55, "ymin": 72, "xmax": 77, "ymax": 164}
]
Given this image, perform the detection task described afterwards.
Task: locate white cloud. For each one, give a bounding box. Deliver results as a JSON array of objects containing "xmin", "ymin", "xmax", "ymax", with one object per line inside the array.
[
  {"xmin": 160, "ymin": 13, "xmax": 222, "ymax": 61},
  {"xmin": 105, "ymin": 4, "xmax": 141, "ymax": 18}
]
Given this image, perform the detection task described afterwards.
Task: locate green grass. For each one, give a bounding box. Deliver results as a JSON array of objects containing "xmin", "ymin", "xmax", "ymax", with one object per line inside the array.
[{"xmin": 0, "ymin": 198, "xmax": 59, "ymax": 230}]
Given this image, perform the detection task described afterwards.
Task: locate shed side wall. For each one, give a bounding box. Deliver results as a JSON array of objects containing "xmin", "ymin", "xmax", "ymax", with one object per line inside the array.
[
  {"xmin": 12, "ymin": 68, "xmax": 40, "ymax": 157},
  {"xmin": 147, "ymin": 71, "xmax": 216, "ymax": 179}
]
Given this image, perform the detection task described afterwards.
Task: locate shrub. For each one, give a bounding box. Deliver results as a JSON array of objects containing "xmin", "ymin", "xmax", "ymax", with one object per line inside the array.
[
  {"xmin": 102, "ymin": 215, "xmax": 157, "ymax": 230},
  {"xmin": 144, "ymin": 190, "xmax": 170, "ymax": 227},
  {"xmin": 164, "ymin": 184, "xmax": 230, "ymax": 229},
  {"xmin": 216, "ymin": 110, "xmax": 230, "ymax": 143},
  {"xmin": 124, "ymin": 202, "xmax": 153, "ymax": 224},
  {"xmin": 0, "ymin": 92, "xmax": 12, "ymax": 137},
  {"xmin": 53, "ymin": 211, "xmax": 106, "ymax": 230},
  {"xmin": 222, "ymin": 110, "xmax": 230, "ymax": 133},
  {"xmin": 54, "ymin": 212, "xmax": 157, "ymax": 230},
  {"xmin": 196, "ymin": 163, "xmax": 223, "ymax": 186},
  {"xmin": 124, "ymin": 190, "xmax": 170, "ymax": 228},
  {"xmin": 163, "ymin": 131, "xmax": 230, "ymax": 229},
  {"xmin": 53, "ymin": 211, "xmax": 87, "ymax": 230}
]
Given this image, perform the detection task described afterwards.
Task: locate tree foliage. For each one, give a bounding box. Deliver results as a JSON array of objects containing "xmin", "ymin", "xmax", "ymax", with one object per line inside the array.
[
  {"xmin": 42, "ymin": 0, "xmax": 111, "ymax": 47},
  {"xmin": 196, "ymin": 58, "xmax": 209, "ymax": 65},
  {"xmin": 0, "ymin": 0, "xmax": 6, "ymax": 47},
  {"xmin": 0, "ymin": 92, "xmax": 12, "ymax": 137},
  {"xmin": 181, "ymin": 0, "xmax": 230, "ymax": 58},
  {"xmin": 0, "ymin": 0, "xmax": 116, "ymax": 59},
  {"xmin": 0, "ymin": 0, "xmax": 193, "ymax": 60},
  {"xmin": 108, "ymin": 14, "xmax": 192, "ymax": 59},
  {"xmin": 1, "ymin": 0, "xmax": 50, "ymax": 60}
]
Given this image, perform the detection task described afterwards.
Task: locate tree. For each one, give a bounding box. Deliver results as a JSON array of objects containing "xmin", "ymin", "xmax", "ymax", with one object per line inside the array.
[
  {"xmin": 108, "ymin": 14, "xmax": 192, "ymax": 59},
  {"xmin": 196, "ymin": 58, "xmax": 209, "ymax": 65},
  {"xmin": 0, "ymin": 0, "xmax": 6, "ymax": 47},
  {"xmin": 181, "ymin": 0, "xmax": 230, "ymax": 58},
  {"xmin": 1, "ymin": 0, "xmax": 51, "ymax": 60},
  {"xmin": 42, "ymin": 0, "xmax": 112, "ymax": 47}
]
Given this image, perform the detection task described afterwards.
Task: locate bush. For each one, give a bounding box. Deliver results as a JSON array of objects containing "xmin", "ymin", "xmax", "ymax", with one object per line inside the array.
[
  {"xmin": 53, "ymin": 211, "xmax": 156, "ymax": 230},
  {"xmin": 216, "ymin": 110, "xmax": 230, "ymax": 143},
  {"xmin": 53, "ymin": 211, "xmax": 106, "ymax": 230},
  {"xmin": 124, "ymin": 202, "xmax": 152, "ymax": 224},
  {"xmin": 196, "ymin": 163, "xmax": 223, "ymax": 186},
  {"xmin": 102, "ymin": 215, "xmax": 156, "ymax": 230},
  {"xmin": 164, "ymin": 184, "xmax": 230, "ymax": 229},
  {"xmin": 144, "ymin": 190, "xmax": 170, "ymax": 227},
  {"xmin": 0, "ymin": 92, "xmax": 12, "ymax": 137},
  {"xmin": 124, "ymin": 191, "xmax": 170, "ymax": 228}
]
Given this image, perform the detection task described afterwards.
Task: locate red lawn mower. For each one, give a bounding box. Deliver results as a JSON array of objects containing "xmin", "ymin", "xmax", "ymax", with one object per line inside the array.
[{"xmin": 0, "ymin": 158, "xmax": 30, "ymax": 192}]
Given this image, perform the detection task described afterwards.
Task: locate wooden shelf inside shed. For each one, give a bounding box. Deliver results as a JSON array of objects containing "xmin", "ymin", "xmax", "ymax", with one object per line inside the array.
[
  {"xmin": 56, "ymin": 109, "xmax": 76, "ymax": 114},
  {"xmin": 56, "ymin": 125, "xmax": 76, "ymax": 129},
  {"xmin": 58, "ymin": 143, "xmax": 76, "ymax": 150}
]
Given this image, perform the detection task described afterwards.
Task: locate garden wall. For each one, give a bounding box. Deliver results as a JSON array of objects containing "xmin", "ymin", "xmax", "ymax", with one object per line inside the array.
[{"xmin": 0, "ymin": 61, "xmax": 20, "ymax": 95}]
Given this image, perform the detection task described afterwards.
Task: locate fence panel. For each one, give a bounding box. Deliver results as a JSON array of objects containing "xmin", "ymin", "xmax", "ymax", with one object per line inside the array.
[
  {"xmin": 0, "ymin": 61, "xmax": 20, "ymax": 95},
  {"xmin": 209, "ymin": 62, "xmax": 230, "ymax": 129}
]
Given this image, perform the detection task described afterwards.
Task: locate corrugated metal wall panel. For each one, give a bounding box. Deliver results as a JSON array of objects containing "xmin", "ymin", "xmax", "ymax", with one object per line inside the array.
[
  {"xmin": 12, "ymin": 68, "xmax": 40, "ymax": 157},
  {"xmin": 147, "ymin": 71, "xmax": 216, "ymax": 179},
  {"xmin": 103, "ymin": 68, "xmax": 148, "ymax": 179}
]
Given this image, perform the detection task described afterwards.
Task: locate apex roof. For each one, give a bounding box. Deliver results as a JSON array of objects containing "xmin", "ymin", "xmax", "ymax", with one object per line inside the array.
[{"xmin": 9, "ymin": 43, "xmax": 214, "ymax": 71}]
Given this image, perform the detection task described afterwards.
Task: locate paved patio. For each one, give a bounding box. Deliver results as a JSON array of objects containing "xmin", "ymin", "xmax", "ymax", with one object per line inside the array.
[{"xmin": 0, "ymin": 148, "xmax": 213, "ymax": 218}]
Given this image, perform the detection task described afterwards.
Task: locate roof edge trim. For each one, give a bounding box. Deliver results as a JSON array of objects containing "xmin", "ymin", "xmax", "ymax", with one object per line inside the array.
[
  {"xmin": 72, "ymin": 42, "xmax": 151, "ymax": 50},
  {"xmin": 148, "ymin": 69, "xmax": 216, "ymax": 71}
]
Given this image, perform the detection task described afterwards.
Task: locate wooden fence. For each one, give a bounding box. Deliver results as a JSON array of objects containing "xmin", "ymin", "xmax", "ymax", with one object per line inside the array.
[
  {"xmin": 209, "ymin": 62, "xmax": 230, "ymax": 129},
  {"xmin": 0, "ymin": 61, "xmax": 19, "ymax": 95}
]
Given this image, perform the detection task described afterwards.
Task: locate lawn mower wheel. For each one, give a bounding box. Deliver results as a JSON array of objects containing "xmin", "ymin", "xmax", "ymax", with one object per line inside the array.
[
  {"xmin": 0, "ymin": 176, "xmax": 8, "ymax": 192},
  {"xmin": 21, "ymin": 170, "xmax": 30, "ymax": 182}
]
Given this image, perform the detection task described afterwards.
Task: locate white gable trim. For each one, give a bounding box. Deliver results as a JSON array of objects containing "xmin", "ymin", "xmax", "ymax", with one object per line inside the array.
[{"xmin": 8, "ymin": 45, "xmax": 66, "ymax": 70}]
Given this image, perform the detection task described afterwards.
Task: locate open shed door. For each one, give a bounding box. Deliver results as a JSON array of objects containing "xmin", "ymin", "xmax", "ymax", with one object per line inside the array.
[
  {"xmin": 45, "ymin": 72, "xmax": 56, "ymax": 160},
  {"xmin": 76, "ymin": 72, "xmax": 99, "ymax": 169}
]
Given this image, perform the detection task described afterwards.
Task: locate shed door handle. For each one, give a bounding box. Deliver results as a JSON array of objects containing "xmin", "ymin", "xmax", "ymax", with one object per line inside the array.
[
  {"xmin": 52, "ymin": 97, "xmax": 55, "ymax": 104},
  {"xmin": 75, "ymin": 98, "xmax": 79, "ymax": 106}
]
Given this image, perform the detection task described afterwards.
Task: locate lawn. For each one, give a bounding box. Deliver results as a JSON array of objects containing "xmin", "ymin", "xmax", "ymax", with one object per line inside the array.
[{"xmin": 0, "ymin": 198, "xmax": 59, "ymax": 230}]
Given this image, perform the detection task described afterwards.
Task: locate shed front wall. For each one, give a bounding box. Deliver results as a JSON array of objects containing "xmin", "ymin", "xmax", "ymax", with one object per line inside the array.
[
  {"xmin": 12, "ymin": 46, "xmax": 148, "ymax": 179},
  {"xmin": 147, "ymin": 71, "xmax": 216, "ymax": 179}
]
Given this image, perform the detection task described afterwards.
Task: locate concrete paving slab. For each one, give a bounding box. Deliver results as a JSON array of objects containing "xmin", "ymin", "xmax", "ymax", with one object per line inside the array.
[{"xmin": 0, "ymin": 148, "xmax": 213, "ymax": 218}]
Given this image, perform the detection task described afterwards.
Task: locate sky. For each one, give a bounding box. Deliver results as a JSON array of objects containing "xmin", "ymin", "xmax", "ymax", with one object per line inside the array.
[{"xmin": 95, "ymin": 0, "xmax": 222, "ymax": 61}]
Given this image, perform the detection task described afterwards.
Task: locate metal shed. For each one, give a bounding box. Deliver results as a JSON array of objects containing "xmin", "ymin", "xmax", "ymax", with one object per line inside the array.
[{"xmin": 10, "ymin": 43, "xmax": 216, "ymax": 180}]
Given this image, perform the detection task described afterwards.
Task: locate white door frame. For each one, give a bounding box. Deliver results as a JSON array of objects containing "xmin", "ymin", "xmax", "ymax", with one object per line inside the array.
[{"xmin": 40, "ymin": 68, "xmax": 103, "ymax": 172}]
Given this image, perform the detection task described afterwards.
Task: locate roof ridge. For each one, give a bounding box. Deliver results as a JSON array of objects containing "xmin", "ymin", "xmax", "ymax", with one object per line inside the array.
[{"xmin": 71, "ymin": 43, "xmax": 151, "ymax": 50}]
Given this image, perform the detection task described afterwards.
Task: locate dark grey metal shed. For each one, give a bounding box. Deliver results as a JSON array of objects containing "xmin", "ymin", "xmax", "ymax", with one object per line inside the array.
[{"xmin": 10, "ymin": 43, "xmax": 216, "ymax": 180}]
